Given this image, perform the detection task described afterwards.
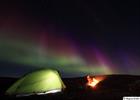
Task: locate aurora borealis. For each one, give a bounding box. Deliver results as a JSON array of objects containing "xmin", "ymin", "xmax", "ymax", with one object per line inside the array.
[
  {"xmin": 0, "ymin": 35, "xmax": 112, "ymax": 77},
  {"xmin": 0, "ymin": 0, "xmax": 140, "ymax": 77}
]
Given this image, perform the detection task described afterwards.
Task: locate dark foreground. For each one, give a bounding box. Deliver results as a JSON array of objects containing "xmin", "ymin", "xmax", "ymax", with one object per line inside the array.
[{"xmin": 1, "ymin": 75, "xmax": 140, "ymax": 100}]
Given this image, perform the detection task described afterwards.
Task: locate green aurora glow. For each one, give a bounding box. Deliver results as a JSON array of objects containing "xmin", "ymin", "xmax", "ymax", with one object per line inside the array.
[{"xmin": 0, "ymin": 39, "xmax": 112, "ymax": 77}]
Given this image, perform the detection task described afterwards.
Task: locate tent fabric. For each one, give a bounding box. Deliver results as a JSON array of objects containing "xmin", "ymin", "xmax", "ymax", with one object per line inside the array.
[{"xmin": 6, "ymin": 69, "xmax": 66, "ymax": 95}]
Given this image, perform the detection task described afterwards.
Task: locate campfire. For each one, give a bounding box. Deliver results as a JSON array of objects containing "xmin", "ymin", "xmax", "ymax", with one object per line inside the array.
[{"xmin": 86, "ymin": 75, "xmax": 105, "ymax": 88}]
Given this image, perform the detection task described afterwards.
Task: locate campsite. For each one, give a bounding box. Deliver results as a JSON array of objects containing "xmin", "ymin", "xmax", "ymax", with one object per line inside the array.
[
  {"xmin": 0, "ymin": 1, "xmax": 139, "ymax": 99},
  {"xmin": 1, "ymin": 71, "xmax": 140, "ymax": 100}
]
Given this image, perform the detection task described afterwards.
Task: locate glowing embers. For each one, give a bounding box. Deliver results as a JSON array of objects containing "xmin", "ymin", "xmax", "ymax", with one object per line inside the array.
[{"xmin": 86, "ymin": 75, "xmax": 105, "ymax": 88}]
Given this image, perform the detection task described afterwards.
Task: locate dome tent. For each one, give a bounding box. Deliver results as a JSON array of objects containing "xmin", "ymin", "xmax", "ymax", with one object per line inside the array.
[{"xmin": 6, "ymin": 69, "xmax": 66, "ymax": 96}]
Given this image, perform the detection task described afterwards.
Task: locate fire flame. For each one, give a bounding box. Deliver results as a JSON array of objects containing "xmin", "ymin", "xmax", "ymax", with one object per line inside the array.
[{"xmin": 86, "ymin": 75, "xmax": 105, "ymax": 88}]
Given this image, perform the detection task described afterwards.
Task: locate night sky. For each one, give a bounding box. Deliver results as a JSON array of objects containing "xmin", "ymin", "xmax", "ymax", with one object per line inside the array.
[{"xmin": 0, "ymin": 0, "xmax": 140, "ymax": 77}]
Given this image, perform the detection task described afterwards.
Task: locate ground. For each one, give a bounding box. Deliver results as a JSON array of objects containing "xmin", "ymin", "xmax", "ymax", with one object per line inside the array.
[{"xmin": 1, "ymin": 75, "xmax": 140, "ymax": 100}]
